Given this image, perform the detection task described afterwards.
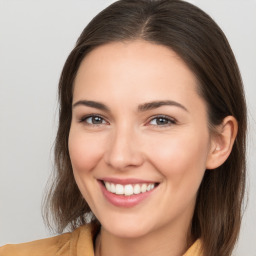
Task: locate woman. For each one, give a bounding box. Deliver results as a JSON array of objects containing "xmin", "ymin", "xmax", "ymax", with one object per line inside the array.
[{"xmin": 0, "ymin": 0, "xmax": 247, "ymax": 255}]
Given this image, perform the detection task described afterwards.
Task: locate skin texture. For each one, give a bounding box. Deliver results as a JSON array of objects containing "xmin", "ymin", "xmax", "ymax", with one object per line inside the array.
[{"xmin": 68, "ymin": 40, "xmax": 237, "ymax": 256}]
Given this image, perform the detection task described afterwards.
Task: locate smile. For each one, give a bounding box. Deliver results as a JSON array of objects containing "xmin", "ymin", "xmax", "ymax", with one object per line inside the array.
[
  {"xmin": 104, "ymin": 181, "xmax": 156, "ymax": 196},
  {"xmin": 99, "ymin": 179, "xmax": 159, "ymax": 207}
]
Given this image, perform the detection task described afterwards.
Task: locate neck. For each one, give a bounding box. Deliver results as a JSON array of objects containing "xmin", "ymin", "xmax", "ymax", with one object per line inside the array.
[{"xmin": 95, "ymin": 221, "xmax": 193, "ymax": 256}]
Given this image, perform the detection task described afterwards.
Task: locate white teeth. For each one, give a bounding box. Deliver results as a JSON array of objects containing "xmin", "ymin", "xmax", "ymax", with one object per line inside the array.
[
  {"xmin": 110, "ymin": 183, "xmax": 116, "ymax": 193},
  {"xmin": 124, "ymin": 184, "xmax": 133, "ymax": 196},
  {"xmin": 104, "ymin": 181, "xmax": 156, "ymax": 196},
  {"xmin": 133, "ymin": 184, "xmax": 141, "ymax": 194},
  {"xmin": 141, "ymin": 184, "xmax": 147, "ymax": 193},
  {"xmin": 116, "ymin": 184, "xmax": 124, "ymax": 195},
  {"xmin": 105, "ymin": 182, "xmax": 111, "ymax": 191}
]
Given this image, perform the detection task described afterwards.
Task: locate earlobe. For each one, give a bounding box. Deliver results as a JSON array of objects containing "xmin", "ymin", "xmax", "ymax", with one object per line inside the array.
[{"xmin": 206, "ymin": 116, "xmax": 238, "ymax": 170}]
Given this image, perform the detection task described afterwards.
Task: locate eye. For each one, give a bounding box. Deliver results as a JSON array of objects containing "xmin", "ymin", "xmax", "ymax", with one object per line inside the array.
[
  {"xmin": 80, "ymin": 115, "xmax": 108, "ymax": 125},
  {"xmin": 148, "ymin": 115, "xmax": 176, "ymax": 126}
]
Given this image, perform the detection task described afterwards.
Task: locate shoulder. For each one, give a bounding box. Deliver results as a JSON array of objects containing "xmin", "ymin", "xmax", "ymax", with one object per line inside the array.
[
  {"xmin": 183, "ymin": 239, "xmax": 203, "ymax": 256},
  {"xmin": 0, "ymin": 233, "xmax": 71, "ymax": 256},
  {"xmin": 0, "ymin": 225, "xmax": 94, "ymax": 256}
]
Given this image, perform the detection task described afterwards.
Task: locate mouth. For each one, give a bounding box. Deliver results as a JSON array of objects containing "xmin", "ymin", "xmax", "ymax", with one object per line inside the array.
[
  {"xmin": 101, "ymin": 180, "xmax": 159, "ymax": 196},
  {"xmin": 98, "ymin": 178, "xmax": 160, "ymax": 207}
]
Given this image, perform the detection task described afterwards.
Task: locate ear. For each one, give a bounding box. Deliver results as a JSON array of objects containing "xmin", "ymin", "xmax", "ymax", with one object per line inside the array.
[{"xmin": 206, "ymin": 116, "xmax": 238, "ymax": 169}]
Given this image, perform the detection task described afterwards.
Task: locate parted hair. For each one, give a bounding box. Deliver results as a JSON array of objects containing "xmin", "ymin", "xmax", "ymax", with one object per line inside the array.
[{"xmin": 43, "ymin": 1, "xmax": 247, "ymax": 255}]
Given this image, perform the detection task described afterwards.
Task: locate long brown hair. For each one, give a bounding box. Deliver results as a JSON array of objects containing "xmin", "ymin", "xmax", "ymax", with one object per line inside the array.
[{"xmin": 43, "ymin": 1, "xmax": 247, "ymax": 255}]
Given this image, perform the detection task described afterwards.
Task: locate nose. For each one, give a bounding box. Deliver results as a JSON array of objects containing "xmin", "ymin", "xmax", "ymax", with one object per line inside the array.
[{"xmin": 104, "ymin": 125, "xmax": 144, "ymax": 171}]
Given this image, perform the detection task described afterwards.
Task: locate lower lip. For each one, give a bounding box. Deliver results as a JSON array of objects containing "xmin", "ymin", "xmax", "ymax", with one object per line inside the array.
[{"xmin": 99, "ymin": 181, "xmax": 157, "ymax": 208}]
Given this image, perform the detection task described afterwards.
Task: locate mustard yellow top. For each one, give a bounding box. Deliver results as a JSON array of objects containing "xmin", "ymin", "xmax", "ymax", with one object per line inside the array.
[{"xmin": 0, "ymin": 225, "xmax": 202, "ymax": 256}]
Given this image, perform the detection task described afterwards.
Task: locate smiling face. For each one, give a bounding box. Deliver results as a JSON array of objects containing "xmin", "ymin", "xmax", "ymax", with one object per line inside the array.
[{"xmin": 68, "ymin": 40, "xmax": 213, "ymax": 240}]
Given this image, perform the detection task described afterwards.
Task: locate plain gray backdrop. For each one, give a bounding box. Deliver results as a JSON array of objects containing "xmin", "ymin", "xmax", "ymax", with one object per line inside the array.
[{"xmin": 0, "ymin": 1, "xmax": 255, "ymax": 255}]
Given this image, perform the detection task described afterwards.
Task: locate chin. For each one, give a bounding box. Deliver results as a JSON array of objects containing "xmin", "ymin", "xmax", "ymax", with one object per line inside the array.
[
  {"xmin": 108, "ymin": 226, "xmax": 150, "ymax": 239},
  {"xmin": 100, "ymin": 215, "xmax": 155, "ymax": 239}
]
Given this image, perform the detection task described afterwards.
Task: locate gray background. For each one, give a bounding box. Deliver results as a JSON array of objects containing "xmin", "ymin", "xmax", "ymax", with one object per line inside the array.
[{"xmin": 0, "ymin": 1, "xmax": 255, "ymax": 255}]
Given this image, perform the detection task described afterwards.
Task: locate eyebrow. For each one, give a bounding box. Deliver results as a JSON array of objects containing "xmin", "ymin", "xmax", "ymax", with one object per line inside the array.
[
  {"xmin": 72, "ymin": 100, "xmax": 188, "ymax": 112},
  {"xmin": 72, "ymin": 100, "xmax": 110, "ymax": 112},
  {"xmin": 138, "ymin": 100, "xmax": 188, "ymax": 112}
]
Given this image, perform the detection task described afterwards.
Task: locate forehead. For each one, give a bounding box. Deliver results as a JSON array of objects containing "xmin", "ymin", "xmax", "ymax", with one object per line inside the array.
[
  {"xmin": 76, "ymin": 40, "xmax": 190, "ymax": 78},
  {"xmin": 75, "ymin": 41, "xmax": 197, "ymax": 89},
  {"xmin": 73, "ymin": 40, "xmax": 205, "ymax": 115}
]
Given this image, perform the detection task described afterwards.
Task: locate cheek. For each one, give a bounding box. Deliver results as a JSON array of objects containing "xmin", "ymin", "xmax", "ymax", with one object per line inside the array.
[
  {"xmin": 146, "ymin": 130, "xmax": 210, "ymax": 216},
  {"xmin": 68, "ymin": 129, "xmax": 105, "ymax": 174},
  {"xmin": 148, "ymin": 129, "xmax": 210, "ymax": 180}
]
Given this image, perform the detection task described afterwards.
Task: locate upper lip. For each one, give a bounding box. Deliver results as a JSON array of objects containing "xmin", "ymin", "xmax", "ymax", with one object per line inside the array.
[{"xmin": 99, "ymin": 177, "xmax": 159, "ymax": 185}]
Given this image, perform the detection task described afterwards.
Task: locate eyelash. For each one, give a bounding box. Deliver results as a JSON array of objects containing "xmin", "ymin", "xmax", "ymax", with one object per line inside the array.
[
  {"xmin": 79, "ymin": 114, "xmax": 176, "ymax": 127},
  {"xmin": 147, "ymin": 115, "xmax": 176, "ymax": 127},
  {"xmin": 79, "ymin": 114, "xmax": 108, "ymax": 126}
]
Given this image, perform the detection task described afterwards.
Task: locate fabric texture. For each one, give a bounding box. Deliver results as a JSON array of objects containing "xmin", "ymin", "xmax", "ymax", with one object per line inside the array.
[{"xmin": 0, "ymin": 225, "xmax": 202, "ymax": 256}]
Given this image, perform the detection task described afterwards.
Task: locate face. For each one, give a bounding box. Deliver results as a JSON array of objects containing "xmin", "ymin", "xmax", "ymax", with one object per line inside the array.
[{"xmin": 69, "ymin": 40, "xmax": 213, "ymax": 239}]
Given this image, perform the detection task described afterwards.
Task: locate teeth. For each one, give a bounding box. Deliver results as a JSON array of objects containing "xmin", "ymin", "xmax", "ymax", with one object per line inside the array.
[
  {"xmin": 116, "ymin": 184, "xmax": 124, "ymax": 195},
  {"xmin": 124, "ymin": 184, "xmax": 133, "ymax": 196},
  {"xmin": 133, "ymin": 184, "xmax": 141, "ymax": 194},
  {"xmin": 141, "ymin": 184, "xmax": 147, "ymax": 193},
  {"xmin": 105, "ymin": 182, "xmax": 111, "ymax": 191},
  {"xmin": 104, "ymin": 182, "xmax": 156, "ymax": 196},
  {"xmin": 110, "ymin": 183, "xmax": 116, "ymax": 193}
]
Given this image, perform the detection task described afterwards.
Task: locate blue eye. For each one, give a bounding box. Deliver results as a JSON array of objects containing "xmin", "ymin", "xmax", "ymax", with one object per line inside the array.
[
  {"xmin": 149, "ymin": 116, "xmax": 175, "ymax": 126},
  {"xmin": 81, "ymin": 115, "xmax": 107, "ymax": 125}
]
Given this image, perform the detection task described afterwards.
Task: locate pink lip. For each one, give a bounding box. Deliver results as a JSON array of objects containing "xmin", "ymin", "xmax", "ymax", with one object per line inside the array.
[{"xmin": 98, "ymin": 180, "xmax": 158, "ymax": 208}]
